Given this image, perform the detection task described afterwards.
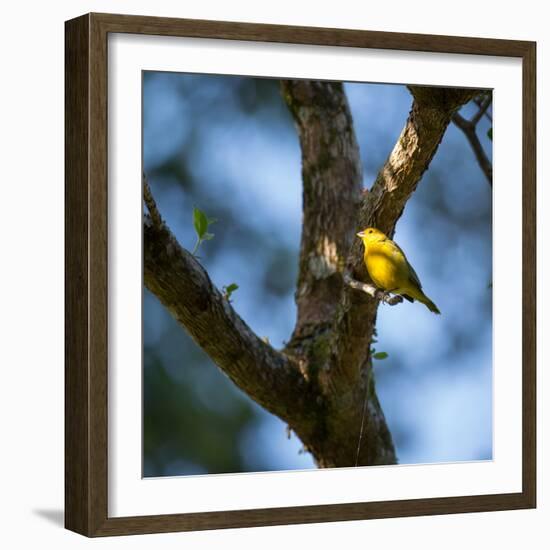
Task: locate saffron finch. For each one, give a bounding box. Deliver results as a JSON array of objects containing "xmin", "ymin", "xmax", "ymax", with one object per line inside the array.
[{"xmin": 357, "ymin": 228, "xmax": 440, "ymax": 314}]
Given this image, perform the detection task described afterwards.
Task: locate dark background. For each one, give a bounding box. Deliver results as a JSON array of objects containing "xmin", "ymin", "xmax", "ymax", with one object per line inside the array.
[{"xmin": 142, "ymin": 72, "xmax": 493, "ymax": 477}]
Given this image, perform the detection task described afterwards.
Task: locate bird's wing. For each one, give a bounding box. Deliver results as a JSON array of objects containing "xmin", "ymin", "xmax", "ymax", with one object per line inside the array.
[
  {"xmin": 385, "ymin": 238, "xmax": 423, "ymax": 290},
  {"xmin": 406, "ymin": 260, "xmax": 423, "ymax": 290}
]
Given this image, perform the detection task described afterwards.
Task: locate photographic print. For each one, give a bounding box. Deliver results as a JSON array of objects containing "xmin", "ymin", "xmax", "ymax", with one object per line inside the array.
[{"xmin": 142, "ymin": 73, "xmax": 493, "ymax": 477}]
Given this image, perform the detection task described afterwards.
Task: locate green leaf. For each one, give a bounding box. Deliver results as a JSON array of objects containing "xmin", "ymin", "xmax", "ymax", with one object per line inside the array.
[
  {"xmin": 193, "ymin": 207, "xmax": 208, "ymax": 239},
  {"xmin": 223, "ymin": 283, "xmax": 239, "ymax": 301},
  {"xmin": 191, "ymin": 207, "xmax": 217, "ymax": 255},
  {"xmin": 487, "ymin": 127, "xmax": 493, "ymax": 141},
  {"xmin": 373, "ymin": 351, "xmax": 388, "ymax": 360}
]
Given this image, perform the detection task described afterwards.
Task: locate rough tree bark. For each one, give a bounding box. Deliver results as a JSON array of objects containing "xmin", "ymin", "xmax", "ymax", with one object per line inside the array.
[{"xmin": 143, "ymin": 82, "xmax": 479, "ymax": 468}]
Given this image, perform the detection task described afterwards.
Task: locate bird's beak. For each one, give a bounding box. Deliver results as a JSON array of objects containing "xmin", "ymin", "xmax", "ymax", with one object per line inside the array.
[{"xmin": 356, "ymin": 231, "xmax": 365, "ymax": 238}]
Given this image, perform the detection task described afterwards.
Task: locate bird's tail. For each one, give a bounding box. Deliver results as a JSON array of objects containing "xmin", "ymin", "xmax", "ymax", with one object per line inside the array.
[{"xmin": 418, "ymin": 293, "xmax": 441, "ymax": 315}]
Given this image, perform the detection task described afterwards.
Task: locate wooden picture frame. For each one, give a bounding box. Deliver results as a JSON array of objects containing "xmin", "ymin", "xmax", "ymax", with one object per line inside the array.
[{"xmin": 65, "ymin": 12, "xmax": 536, "ymax": 537}]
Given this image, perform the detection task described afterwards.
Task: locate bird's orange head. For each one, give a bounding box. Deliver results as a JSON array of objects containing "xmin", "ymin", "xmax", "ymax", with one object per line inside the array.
[{"xmin": 356, "ymin": 227, "xmax": 387, "ymax": 243}]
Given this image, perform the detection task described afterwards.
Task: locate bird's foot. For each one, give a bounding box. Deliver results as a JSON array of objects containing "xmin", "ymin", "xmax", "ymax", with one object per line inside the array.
[
  {"xmin": 376, "ymin": 290, "xmax": 403, "ymax": 306},
  {"xmin": 376, "ymin": 290, "xmax": 392, "ymax": 304}
]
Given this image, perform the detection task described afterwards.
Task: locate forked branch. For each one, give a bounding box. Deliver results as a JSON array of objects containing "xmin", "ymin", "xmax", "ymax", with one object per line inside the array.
[{"xmin": 452, "ymin": 99, "xmax": 493, "ymax": 186}]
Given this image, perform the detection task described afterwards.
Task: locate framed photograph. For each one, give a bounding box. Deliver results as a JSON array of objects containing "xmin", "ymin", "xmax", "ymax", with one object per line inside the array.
[{"xmin": 65, "ymin": 12, "xmax": 536, "ymax": 537}]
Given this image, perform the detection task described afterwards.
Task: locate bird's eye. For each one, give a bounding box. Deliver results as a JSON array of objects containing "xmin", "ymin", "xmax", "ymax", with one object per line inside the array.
[{"xmin": 368, "ymin": 229, "xmax": 373, "ymax": 234}]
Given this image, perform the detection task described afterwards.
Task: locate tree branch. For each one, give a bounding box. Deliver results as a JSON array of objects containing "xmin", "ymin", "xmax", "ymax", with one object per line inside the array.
[
  {"xmin": 471, "ymin": 93, "xmax": 492, "ymax": 125},
  {"xmin": 143, "ymin": 210, "xmax": 319, "ymax": 430},
  {"xmin": 452, "ymin": 106, "xmax": 493, "ymax": 186},
  {"xmin": 280, "ymin": 80, "xmax": 362, "ymax": 340},
  {"xmin": 343, "ymin": 273, "xmax": 404, "ymax": 305},
  {"xmin": 143, "ymin": 173, "xmax": 163, "ymax": 228},
  {"xmin": 359, "ymin": 87, "xmax": 482, "ymax": 239}
]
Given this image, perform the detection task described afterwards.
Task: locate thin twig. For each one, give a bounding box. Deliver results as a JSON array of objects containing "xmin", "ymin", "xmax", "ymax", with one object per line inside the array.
[
  {"xmin": 143, "ymin": 173, "xmax": 163, "ymax": 228},
  {"xmin": 473, "ymin": 95, "xmax": 493, "ymax": 123},
  {"xmin": 452, "ymin": 113, "xmax": 493, "ymax": 186},
  {"xmin": 472, "ymin": 94, "xmax": 492, "ymax": 125},
  {"xmin": 344, "ymin": 273, "xmax": 404, "ymax": 306}
]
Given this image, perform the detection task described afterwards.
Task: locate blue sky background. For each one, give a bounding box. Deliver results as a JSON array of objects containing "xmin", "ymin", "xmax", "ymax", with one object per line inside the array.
[{"xmin": 142, "ymin": 72, "xmax": 493, "ymax": 476}]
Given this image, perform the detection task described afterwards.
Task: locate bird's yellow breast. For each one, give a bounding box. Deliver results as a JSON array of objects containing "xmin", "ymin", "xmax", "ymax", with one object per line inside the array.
[{"xmin": 364, "ymin": 242, "xmax": 408, "ymax": 291}]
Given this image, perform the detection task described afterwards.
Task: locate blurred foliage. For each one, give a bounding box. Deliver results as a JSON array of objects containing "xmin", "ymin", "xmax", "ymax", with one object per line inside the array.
[{"xmin": 143, "ymin": 321, "xmax": 257, "ymax": 476}]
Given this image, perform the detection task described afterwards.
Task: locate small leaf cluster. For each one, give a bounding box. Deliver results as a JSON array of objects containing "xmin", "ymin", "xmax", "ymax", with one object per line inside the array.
[{"xmin": 191, "ymin": 207, "xmax": 239, "ymax": 302}]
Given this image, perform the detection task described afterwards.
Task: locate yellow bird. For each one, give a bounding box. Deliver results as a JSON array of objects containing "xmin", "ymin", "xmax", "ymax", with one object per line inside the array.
[{"xmin": 357, "ymin": 227, "xmax": 440, "ymax": 314}]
